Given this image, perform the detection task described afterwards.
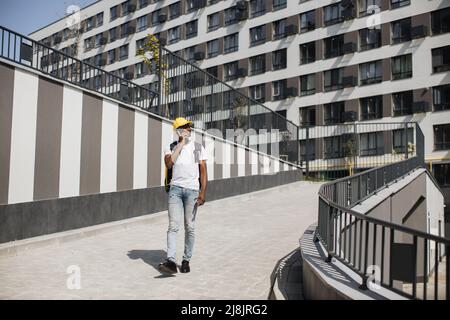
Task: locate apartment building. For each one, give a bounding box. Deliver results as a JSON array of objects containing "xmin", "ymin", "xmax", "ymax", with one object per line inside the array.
[{"xmin": 29, "ymin": 0, "xmax": 450, "ymax": 204}]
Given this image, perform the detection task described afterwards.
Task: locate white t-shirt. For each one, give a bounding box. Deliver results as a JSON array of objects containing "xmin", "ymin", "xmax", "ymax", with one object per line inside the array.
[{"xmin": 164, "ymin": 139, "xmax": 207, "ymax": 191}]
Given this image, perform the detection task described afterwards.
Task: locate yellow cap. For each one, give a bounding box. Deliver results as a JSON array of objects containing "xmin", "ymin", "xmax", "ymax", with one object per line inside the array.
[{"xmin": 173, "ymin": 117, "xmax": 193, "ymax": 130}]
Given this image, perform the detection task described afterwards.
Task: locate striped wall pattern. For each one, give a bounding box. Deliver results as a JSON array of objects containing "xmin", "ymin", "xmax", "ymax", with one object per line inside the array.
[{"xmin": 0, "ymin": 61, "xmax": 298, "ymax": 206}]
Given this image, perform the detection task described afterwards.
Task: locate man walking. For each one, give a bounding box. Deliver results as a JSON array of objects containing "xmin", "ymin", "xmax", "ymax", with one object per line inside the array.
[{"xmin": 158, "ymin": 118, "xmax": 208, "ymax": 274}]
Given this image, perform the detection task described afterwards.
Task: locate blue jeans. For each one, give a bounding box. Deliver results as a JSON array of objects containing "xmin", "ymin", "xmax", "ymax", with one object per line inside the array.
[{"xmin": 167, "ymin": 185, "xmax": 199, "ymax": 263}]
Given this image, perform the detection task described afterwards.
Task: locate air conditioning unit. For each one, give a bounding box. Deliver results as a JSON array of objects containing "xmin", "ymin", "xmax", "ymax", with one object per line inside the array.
[
  {"xmin": 158, "ymin": 13, "xmax": 167, "ymax": 23},
  {"xmin": 342, "ymin": 76, "xmax": 357, "ymax": 87},
  {"xmin": 284, "ymin": 87, "xmax": 298, "ymax": 98},
  {"xmin": 237, "ymin": 68, "xmax": 247, "ymax": 77},
  {"xmin": 236, "ymin": 9, "xmax": 249, "ymax": 21},
  {"xmin": 411, "ymin": 25, "xmax": 427, "ymax": 39},
  {"xmin": 194, "ymin": 51, "xmax": 205, "ymax": 61},
  {"xmin": 413, "ymin": 101, "xmax": 429, "ymax": 113},
  {"xmin": 236, "ymin": 0, "xmax": 248, "ymax": 10},
  {"xmin": 285, "ymin": 25, "xmax": 298, "ymax": 36},
  {"xmin": 343, "ymin": 42, "xmax": 356, "ymax": 54},
  {"xmin": 343, "ymin": 111, "xmax": 357, "ymax": 122}
]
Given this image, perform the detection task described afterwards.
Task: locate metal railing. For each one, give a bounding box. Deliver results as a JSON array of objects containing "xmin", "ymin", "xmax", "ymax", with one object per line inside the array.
[
  {"xmin": 300, "ymin": 122, "xmax": 424, "ymax": 180},
  {"xmin": 150, "ymin": 46, "xmax": 300, "ymax": 165},
  {"xmin": 316, "ymin": 156, "xmax": 450, "ymax": 300},
  {"xmin": 0, "ymin": 25, "xmax": 158, "ymax": 112}
]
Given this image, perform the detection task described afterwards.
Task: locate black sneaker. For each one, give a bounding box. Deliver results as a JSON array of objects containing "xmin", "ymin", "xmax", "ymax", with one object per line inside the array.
[
  {"xmin": 158, "ymin": 259, "xmax": 178, "ymax": 275},
  {"xmin": 180, "ymin": 260, "xmax": 190, "ymax": 273}
]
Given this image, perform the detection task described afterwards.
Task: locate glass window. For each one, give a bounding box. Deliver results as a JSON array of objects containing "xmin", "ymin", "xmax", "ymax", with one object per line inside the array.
[
  {"xmin": 301, "ymin": 106, "xmax": 316, "ymax": 127},
  {"xmin": 359, "ymin": 0, "xmax": 381, "ymax": 16},
  {"xmin": 224, "ymin": 61, "xmax": 238, "ymax": 81},
  {"xmin": 273, "ymin": 19, "xmax": 286, "ymax": 39},
  {"xmin": 433, "ymin": 164, "xmax": 450, "ymax": 186},
  {"xmin": 96, "ymin": 12, "xmax": 104, "ymax": 27},
  {"xmin": 86, "ymin": 17, "xmax": 94, "ymax": 31},
  {"xmin": 324, "ymin": 35, "xmax": 344, "ymax": 58},
  {"xmin": 434, "ymin": 124, "xmax": 450, "ymax": 151},
  {"xmin": 392, "ymin": 18, "xmax": 411, "ymax": 44},
  {"xmin": 432, "ymin": 45, "xmax": 450, "ymax": 73},
  {"xmin": 391, "ymin": 0, "xmax": 410, "ymax": 9},
  {"xmin": 273, "ymin": 0, "xmax": 287, "ymax": 11},
  {"xmin": 169, "ymin": 2, "xmax": 181, "ymax": 19},
  {"xmin": 324, "ymin": 3, "xmax": 343, "ymax": 26},
  {"xmin": 250, "ymin": 84, "xmax": 265, "ymax": 102},
  {"xmin": 324, "ymin": 102, "xmax": 345, "ymax": 124},
  {"xmin": 207, "ymin": 39, "xmax": 219, "ymax": 58},
  {"xmin": 250, "ymin": 54, "xmax": 266, "ymax": 75},
  {"xmin": 360, "ymin": 95, "xmax": 382, "ymax": 120},
  {"xmin": 300, "ymin": 42, "xmax": 316, "ymax": 64},
  {"xmin": 108, "ymin": 49, "xmax": 116, "ymax": 64},
  {"xmin": 224, "ymin": 33, "xmax": 239, "ymax": 53},
  {"xmin": 300, "ymin": 74, "xmax": 316, "ymax": 96},
  {"xmin": 136, "ymin": 62, "xmax": 145, "ymax": 78},
  {"xmin": 324, "ymin": 68, "xmax": 344, "ymax": 91},
  {"xmin": 250, "ymin": 25, "xmax": 266, "ymax": 46},
  {"xmin": 109, "ymin": 27, "xmax": 117, "ymax": 42},
  {"xmin": 393, "ymin": 128, "xmax": 414, "ymax": 153},
  {"xmin": 360, "ymin": 132, "xmax": 384, "ymax": 156},
  {"xmin": 137, "ymin": 15, "xmax": 148, "ymax": 32},
  {"xmin": 360, "ymin": 28, "xmax": 381, "ymax": 51},
  {"xmin": 110, "ymin": 6, "xmax": 118, "ymax": 21},
  {"xmin": 433, "ymin": 84, "xmax": 450, "ymax": 112},
  {"xmin": 300, "ymin": 10, "xmax": 315, "ymax": 33},
  {"xmin": 186, "ymin": 20, "xmax": 198, "ymax": 39},
  {"xmin": 272, "ymin": 48, "xmax": 286, "ymax": 70},
  {"xmin": 392, "ymin": 54, "xmax": 412, "ymax": 80},
  {"xmin": 393, "ymin": 90, "xmax": 413, "ymax": 116},
  {"xmin": 360, "ymin": 60, "xmax": 382, "ymax": 85},
  {"xmin": 250, "ymin": 0, "xmax": 266, "ymax": 18},
  {"xmin": 139, "ymin": 0, "xmax": 149, "ymax": 9},
  {"xmin": 208, "ymin": 12, "xmax": 220, "ymax": 31},
  {"xmin": 224, "ymin": 7, "xmax": 237, "ymax": 25},
  {"xmin": 119, "ymin": 44, "xmax": 129, "ymax": 60},
  {"xmin": 431, "ymin": 7, "xmax": 450, "ymax": 35},
  {"xmin": 324, "ymin": 136, "xmax": 344, "ymax": 159}
]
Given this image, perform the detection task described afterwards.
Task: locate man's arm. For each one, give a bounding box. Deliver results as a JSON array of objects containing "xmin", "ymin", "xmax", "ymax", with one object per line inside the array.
[
  {"xmin": 197, "ymin": 160, "xmax": 207, "ymax": 206},
  {"xmin": 164, "ymin": 138, "xmax": 185, "ymax": 169}
]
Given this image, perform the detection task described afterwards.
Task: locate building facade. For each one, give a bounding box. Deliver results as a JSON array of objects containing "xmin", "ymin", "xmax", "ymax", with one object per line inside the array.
[{"xmin": 29, "ymin": 0, "xmax": 450, "ymax": 206}]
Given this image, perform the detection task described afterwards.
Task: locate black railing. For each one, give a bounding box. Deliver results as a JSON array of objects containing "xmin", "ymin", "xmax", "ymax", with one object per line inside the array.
[
  {"xmin": 0, "ymin": 25, "xmax": 158, "ymax": 112},
  {"xmin": 317, "ymin": 156, "xmax": 450, "ymax": 300},
  {"xmin": 152, "ymin": 46, "xmax": 300, "ymax": 165}
]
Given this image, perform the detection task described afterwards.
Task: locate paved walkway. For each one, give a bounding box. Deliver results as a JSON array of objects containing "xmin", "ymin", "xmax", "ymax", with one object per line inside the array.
[{"xmin": 0, "ymin": 181, "xmax": 321, "ymax": 300}]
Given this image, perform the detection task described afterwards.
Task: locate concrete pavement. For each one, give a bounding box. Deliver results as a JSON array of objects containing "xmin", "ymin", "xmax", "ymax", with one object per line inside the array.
[{"xmin": 0, "ymin": 181, "xmax": 321, "ymax": 300}]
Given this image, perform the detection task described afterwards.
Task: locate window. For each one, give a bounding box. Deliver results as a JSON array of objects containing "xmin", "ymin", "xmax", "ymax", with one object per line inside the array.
[
  {"xmin": 360, "ymin": 132, "xmax": 384, "ymax": 156},
  {"xmin": 359, "ymin": 0, "xmax": 381, "ymax": 16},
  {"xmin": 109, "ymin": 27, "xmax": 117, "ymax": 42},
  {"xmin": 136, "ymin": 62, "xmax": 145, "ymax": 78},
  {"xmin": 272, "ymin": 48, "xmax": 286, "ymax": 70},
  {"xmin": 224, "ymin": 61, "xmax": 238, "ymax": 81},
  {"xmin": 324, "ymin": 68, "xmax": 344, "ymax": 91},
  {"xmin": 139, "ymin": 0, "xmax": 149, "ymax": 9},
  {"xmin": 137, "ymin": 16, "xmax": 148, "ymax": 32},
  {"xmin": 432, "ymin": 7, "xmax": 450, "ymax": 35},
  {"xmin": 110, "ymin": 6, "xmax": 119, "ymax": 21},
  {"xmin": 300, "ymin": 74, "xmax": 316, "ymax": 96},
  {"xmin": 186, "ymin": 20, "xmax": 198, "ymax": 39},
  {"xmin": 208, "ymin": 12, "xmax": 220, "ymax": 31},
  {"xmin": 224, "ymin": 33, "xmax": 238, "ymax": 53},
  {"xmin": 392, "ymin": 18, "xmax": 411, "ymax": 44},
  {"xmin": 250, "ymin": 25, "xmax": 266, "ymax": 46},
  {"xmin": 360, "ymin": 60, "xmax": 382, "ymax": 85},
  {"xmin": 324, "ymin": 102, "xmax": 345, "ymax": 124},
  {"xmin": 434, "ymin": 124, "xmax": 450, "ymax": 151},
  {"xmin": 360, "ymin": 96, "xmax": 382, "ymax": 120},
  {"xmin": 432, "ymin": 46, "xmax": 450, "ymax": 73},
  {"xmin": 207, "ymin": 39, "xmax": 219, "ymax": 58},
  {"xmin": 250, "ymin": 0, "xmax": 266, "ymax": 18},
  {"xmin": 273, "ymin": 80, "xmax": 286, "ymax": 100},
  {"xmin": 300, "ymin": 10, "xmax": 315, "ymax": 33},
  {"xmin": 393, "ymin": 128, "xmax": 413, "ymax": 153},
  {"xmin": 250, "ymin": 84, "xmax": 265, "ymax": 102},
  {"xmin": 84, "ymin": 38, "xmax": 93, "ymax": 51},
  {"xmin": 433, "ymin": 84, "xmax": 450, "ymax": 111},
  {"xmin": 250, "ymin": 54, "xmax": 265, "ymax": 75},
  {"xmin": 391, "ymin": 0, "xmax": 410, "ymax": 9},
  {"xmin": 300, "ymin": 139, "xmax": 316, "ymax": 160},
  {"xmin": 324, "ymin": 3, "xmax": 343, "ymax": 26},
  {"xmin": 300, "ymin": 42, "xmax": 316, "ymax": 64},
  {"xmin": 86, "ymin": 17, "xmax": 94, "ymax": 31},
  {"xmin": 224, "ymin": 7, "xmax": 237, "ymax": 25},
  {"xmin": 96, "ymin": 12, "xmax": 104, "ymax": 27},
  {"xmin": 185, "ymin": 46, "xmax": 196, "ymax": 62},
  {"xmin": 121, "ymin": 22, "xmax": 131, "ymax": 37},
  {"xmin": 301, "ymin": 106, "xmax": 316, "ymax": 127},
  {"xmin": 392, "ymin": 54, "xmax": 412, "ymax": 80},
  {"xmin": 273, "ymin": 0, "xmax": 287, "ymax": 11},
  {"xmin": 152, "ymin": 10, "xmax": 162, "ymax": 26},
  {"xmin": 121, "ymin": 1, "xmax": 130, "ymax": 15},
  {"xmin": 119, "ymin": 44, "xmax": 129, "ymax": 61},
  {"xmin": 169, "ymin": 2, "xmax": 181, "ymax": 19},
  {"xmin": 359, "ymin": 28, "xmax": 381, "ymax": 51},
  {"xmin": 324, "ymin": 35, "xmax": 344, "ymax": 59},
  {"xmin": 108, "ymin": 49, "xmax": 116, "ymax": 64},
  {"xmin": 433, "ymin": 164, "xmax": 450, "ymax": 186},
  {"xmin": 168, "ymin": 26, "xmax": 181, "ymax": 44},
  {"xmin": 136, "ymin": 38, "xmax": 146, "ymax": 54},
  {"xmin": 273, "ymin": 19, "xmax": 286, "ymax": 40},
  {"xmin": 393, "ymin": 90, "xmax": 413, "ymax": 116},
  {"xmin": 324, "ymin": 136, "xmax": 344, "ymax": 159}
]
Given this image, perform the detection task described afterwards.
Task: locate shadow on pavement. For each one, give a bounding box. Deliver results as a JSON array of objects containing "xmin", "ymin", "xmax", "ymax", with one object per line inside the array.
[{"xmin": 127, "ymin": 249, "xmax": 176, "ymax": 278}]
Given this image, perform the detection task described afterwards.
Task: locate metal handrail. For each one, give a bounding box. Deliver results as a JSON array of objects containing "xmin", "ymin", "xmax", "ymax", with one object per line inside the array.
[
  {"xmin": 316, "ymin": 156, "xmax": 450, "ymax": 300},
  {"xmin": 0, "ymin": 25, "xmax": 158, "ymax": 112}
]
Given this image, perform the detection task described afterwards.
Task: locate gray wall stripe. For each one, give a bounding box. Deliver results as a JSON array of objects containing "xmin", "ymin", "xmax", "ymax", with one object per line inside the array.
[
  {"xmin": 147, "ymin": 115, "xmax": 162, "ymax": 187},
  {"xmin": 33, "ymin": 77, "xmax": 63, "ymax": 201},
  {"xmin": 0, "ymin": 62, "xmax": 14, "ymax": 204},
  {"xmin": 245, "ymin": 149, "xmax": 252, "ymax": 176},
  {"xmin": 117, "ymin": 105, "xmax": 135, "ymax": 191},
  {"xmin": 80, "ymin": 93, "xmax": 102, "ymax": 196},
  {"xmin": 230, "ymin": 144, "xmax": 238, "ymax": 178},
  {"xmin": 214, "ymin": 139, "xmax": 223, "ymax": 180}
]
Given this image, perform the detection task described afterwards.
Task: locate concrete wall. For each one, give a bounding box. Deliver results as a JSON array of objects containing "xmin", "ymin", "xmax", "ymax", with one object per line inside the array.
[{"xmin": 0, "ymin": 60, "xmax": 302, "ymax": 244}]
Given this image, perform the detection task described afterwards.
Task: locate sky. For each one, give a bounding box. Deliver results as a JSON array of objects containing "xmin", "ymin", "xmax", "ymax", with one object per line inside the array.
[{"xmin": 0, "ymin": 0, "xmax": 99, "ymax": 36}]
